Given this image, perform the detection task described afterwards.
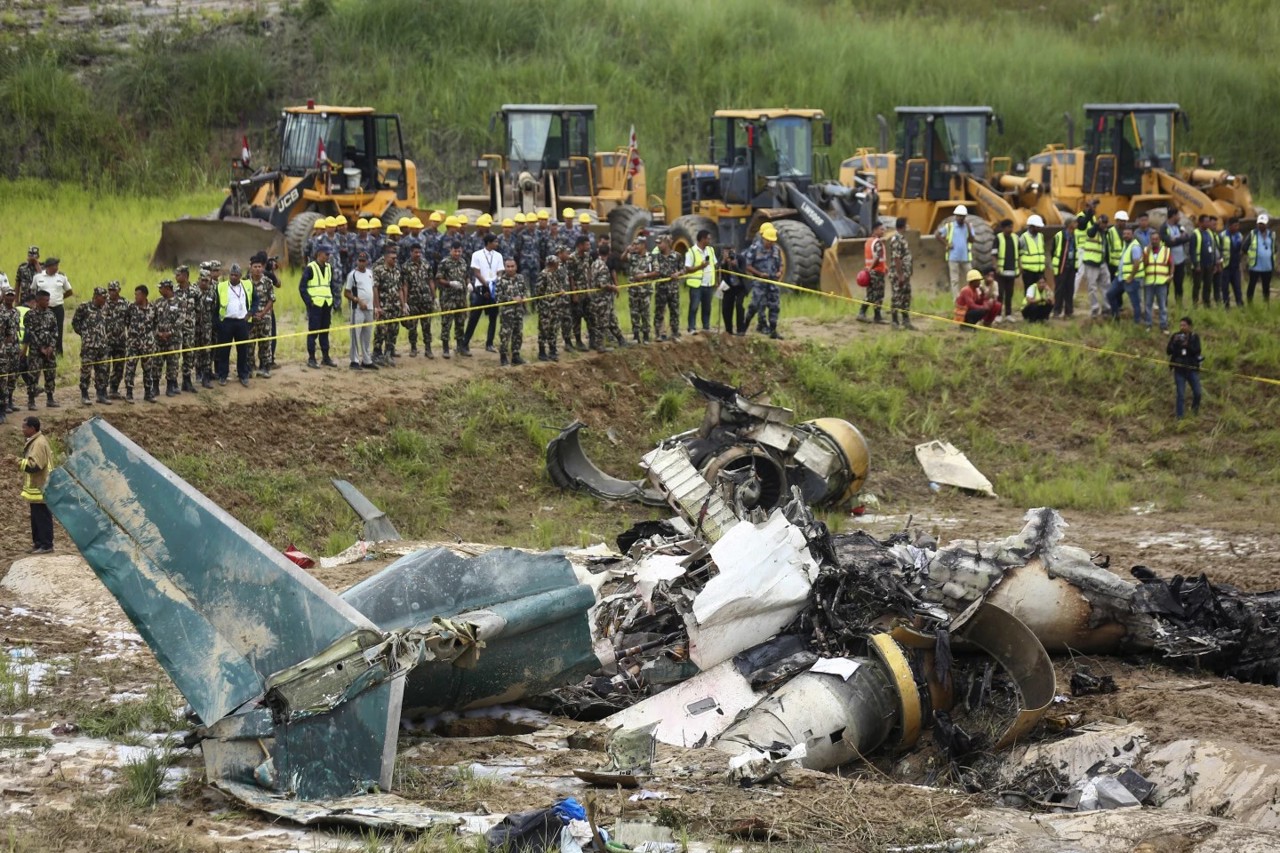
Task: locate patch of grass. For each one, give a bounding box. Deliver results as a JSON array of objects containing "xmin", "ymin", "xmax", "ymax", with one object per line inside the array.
[
  {"xmin": 653, "ymin": 386, "xmax": 690, "ymax": 425},
  {"xmin": 1000, "ymin": 463, "xmax": 1133, "ymax": 513},
  {"xmin": 73, "ymin": 682, "xmax": 181, "ymax": 742},
  {"xmin": 116, "ymin": 748, "xmax": 173, "ymax": 809},
  {"xmin": 0, "ymin": 653, "xmax": 31, "ymax": 713}
]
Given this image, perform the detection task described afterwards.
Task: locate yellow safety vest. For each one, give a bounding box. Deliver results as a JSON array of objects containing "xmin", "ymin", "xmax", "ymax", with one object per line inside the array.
[
  {"xmin": 1246, "ymin": 231, "xmax": 1275, "ymax": 268},
  {"xmin": 1104, "ymin": 226, "xmax": 1124, "ymax": 267},
  {"xmin": 684, "ymin": 245, "xmax": 714, "ymax": 288},
  {"xmin": 17, "ymin": 305, "xmax": 28, "ymax": 342},
  {"xmin": 944, "ymin": 222, "xmax": 971, "ymax": 263},
  {"xmin": 216, "ymin": 279, "xmax": 255, "ymax": 320},
  {"xmin": 1145, "ymin": 246, "xmax": 1172, "ymax": 285},
  {"xmin": 1079, "ymin": 224, "xmax": 1104, "ymax": 265},
  {"xmin": 1020, "ymin": 232, "xmax": 1046, "ymax": 272},
  {"xmin": 996, "ymin": 233, "xmax": 1019, "ymax": 273},
  {"xmin": 305, "ymin": 261, "xmax": 333, "ymax": 306},
  {"xmin": 1118, "ymin": 239, "xmax": 1144, "ymax": 281}
]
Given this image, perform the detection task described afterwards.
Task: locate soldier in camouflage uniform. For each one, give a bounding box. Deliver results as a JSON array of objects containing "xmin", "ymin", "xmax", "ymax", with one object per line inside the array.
[
  {"xmin": 887, "ymin": 217, "xmax": 916, "ymax": 330},
  {"xmin": 857, "ymin": 221, "xmax": 888, "ymax": 324},
  {"xmin": 124, "ymin": 284, "xmax": 158, "ymax": 403},
  {"xmin": 623, "ymin": 235, "xmax": 654, "ymax": 344},
  {"xmin": 0, "ymin": 287, "xmax": 19, "ymax": 419},
  {"xmin": 23, "ymin": 290, "xmax": 60, "ymax": 409},
  {"xmin": 193, "ymin": 267, "xmax": 215, "ymax": 388},
  {"xmin": 743, "ymin": 227, "xmax": 784, "ymax": 339},
  {"xmin": 566, "ymin": 236, "xmax": 595, "ymax": 350},
  {"xmin": 154, "ymin": 279, "xmax": 183, "ymax": 397},
  {"xmin": 372, "ymin": 245, "xmax": 405, "ymax": 365},
  {"xmin": 535, "ymin": 251, "xmax": 568, "ymax": 362},
  {"xmin": 435, "ymin": 241, "xmax": 469, "ymax": 359},
  {"xmin": 494, "ymin": 257, "xmax": 528, "ymax": 366},
  {"xmin": 247, "ymin": 255, "xmax": 275, "ymax": 377},
  {"xmin": 174, "ymin": 265, "xmax": 200, "ymax": 392},
  {"xmin": 402, "ymin": 244, "xmax": 437, "ymax": 358},
  {"xmin": 590, "ymin": 246, "xmax": 626, "ymax": 352},
  {"xmin": 650, "ymin": 237, "xmax": 683, "ymax": 341},
  {"xmin": 497, "ymin": 219, "xmax": 519, "ymax": 262},
  {"xmin": 104, "ymin": 280, "xmax": 128, "ymax": 398},
  {"xmin": 16, "ymin": 247, "xmax": 40, "ymax": 304},
  {"xmin": 72, "ymin": 286, "xmax": 112, "ymax": 405}
]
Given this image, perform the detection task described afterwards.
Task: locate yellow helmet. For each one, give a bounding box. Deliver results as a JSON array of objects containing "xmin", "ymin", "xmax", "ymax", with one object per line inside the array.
[
  {"xmin": 408, "ymin": 217, "xmax": 424, "ymax": 229},
  {"xmin": 456, "ymin": 213, "xmax": 470, "ymax": 225},
  {"xmin": 444, "ymin": 216, "xmax": 459, "ymax": 228},
  {"xmin": 514, "ymin": 212, "xmax": 527, "ymax": 224},
  {"xmin": 476, "ymin": 213, "xmax": 493, "ymax": 227},
  {"xmin": 536, "ymin": 210, "xmax": 549, "ymax": 220},
  {"xmin": 335, "ymin": 214, "xmax": 348, "ymax": 225},
  {"xmin": 356, "ymin": 219, "xmax": 370, "ymax": 231},
  {"xmin": 396, "ymin": 216, "xmax": 412, "ymax": 227},
  {"xmin": 386, "ymin": 224, "xmax": 402, "ymax": 236},
  {"xmin": 429, "ymin": 211, "xmax": 444, "ymax": 223},
  {"xmin": 562, "ymin": 207, "xmax": 574, "ymax": 219},
  {"xmin": 759, "ymin": 223, "xmax": 778, "ymax": 241},
  {"xmin": 313, "ymin": 216, "xmax": 328, "ymax": 229},
  {"xmin": 578, "ymin": 213, "xmax": 591, "ymax": 224},
  {"xmin": 369, "ymin": 217, "xmax": 382, "ymax": 229},
  {"xmin": 501, "ymin": 218, "xmax": 515, "ymax": 227}
]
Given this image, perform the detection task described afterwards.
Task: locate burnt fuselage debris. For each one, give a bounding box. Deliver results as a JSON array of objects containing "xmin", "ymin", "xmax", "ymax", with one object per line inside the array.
[{"xmin": 546, "ymin": 374, "xmax": 871, "ymax": 513}]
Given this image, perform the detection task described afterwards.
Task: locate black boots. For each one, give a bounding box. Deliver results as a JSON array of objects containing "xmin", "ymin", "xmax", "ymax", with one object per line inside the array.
[{"xmin": 166, "ymin": 379, "xmax": 179, "ymax": 397}]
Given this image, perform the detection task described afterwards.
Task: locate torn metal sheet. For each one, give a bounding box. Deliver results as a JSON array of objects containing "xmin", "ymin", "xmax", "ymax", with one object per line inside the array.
[
  {"xmin": 644, "ymin": 445, "xmax": 739, "ymax": 544},
  {"xmin": 213, "ymin": 781, "xmax": 474, "ymax": 832},
  {"xmin": 915, "ymin": 439, "xmax": 996, "ymax": 497},
  {"xmin": 332, "ymin": 479, "xmax": 401, "ymax": 541},
  {"xmin": 603, "ymin": 660, "xmax": 759, "ymax": 748},
  {"xmin": 549, "ymin": 374, "xmax": 870, "ymax": 511}
]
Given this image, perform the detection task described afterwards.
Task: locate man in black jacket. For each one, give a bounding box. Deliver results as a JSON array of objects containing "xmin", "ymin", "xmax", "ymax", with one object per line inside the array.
[{"xmin": 1166, "ymin": 316, "xmax": 1202, "ymax": 418}]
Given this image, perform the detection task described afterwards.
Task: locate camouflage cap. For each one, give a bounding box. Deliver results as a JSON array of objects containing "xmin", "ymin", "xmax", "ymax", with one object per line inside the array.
[
  {"xmin": 0, "ymin": 286, "xmax": 12, "ymax": 296},
  {"xmin": 93, "ymin": 286, "xmax": 107, "ymax": 297},
  {"xmin": 174, "ymin": 264, "xmax": 189, "ymax": 275},
  {"xmin": 208, "ymin": 260, "xmax": 223, "ymax": 271},
  {"xmin": 554, "ymin": 242, "xmax": 570, "ymax": 254},
  {"xmin": 198, "ymin": 262, "xmax": 212, "ymax": 274},
  {"xmin": 158, "ymin": 279, "xmax": 175, "ymax": 289},
  {"xmin": 27, "ymin": 246, "xmax": 39, "ymax": 256},
  {"xmin": 107, "ymin": 280, "xmax": 121, "ymax": 290}
]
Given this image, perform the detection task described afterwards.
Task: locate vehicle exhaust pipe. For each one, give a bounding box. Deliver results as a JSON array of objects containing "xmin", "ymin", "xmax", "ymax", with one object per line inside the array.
[{"xmin": 876, "ymin": 114, "xmax": 890, "ymax": 153}]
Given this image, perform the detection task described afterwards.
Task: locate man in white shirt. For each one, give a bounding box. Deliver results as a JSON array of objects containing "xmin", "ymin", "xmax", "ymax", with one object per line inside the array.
[
  {"xmin": 31, "ymin": 257, "xmax": 73, "ymax": 354},
  {"xmin": 683, "ymin": 230, "xmax": 717, "ymax": 333},
  {"xmin": 214, "ymin": 263, "xmax": 254, "ymax": 387},
  {"xmin": 344, "ymin": 251, "xmax": 377, "ymax": 369},
  {"xmin": 464, "ymin": 233, "xmax": 504, "ymax": 354}
]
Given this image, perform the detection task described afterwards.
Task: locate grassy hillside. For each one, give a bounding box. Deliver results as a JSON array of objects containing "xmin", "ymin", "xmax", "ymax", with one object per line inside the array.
[{"xmin": 2, "ymin": 0, "xmax": 1277, "ymax": 197}]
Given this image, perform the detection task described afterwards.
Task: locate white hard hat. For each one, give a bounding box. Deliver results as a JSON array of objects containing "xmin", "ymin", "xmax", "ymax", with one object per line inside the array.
[
  {"xmin": 1026, "ymin": 214, "xmax": 1044, "ymax": 228},
  {"xmin": 1259, "ymin": 214, "xmax": 1270, "ymax": 225},
  {"xmin": 954, "ymin": 205, "xmax": 968, "ymax": 217},
  {"xmin": 1114, "ymin": 210, "xmax": 1129, "ymax": 221}
]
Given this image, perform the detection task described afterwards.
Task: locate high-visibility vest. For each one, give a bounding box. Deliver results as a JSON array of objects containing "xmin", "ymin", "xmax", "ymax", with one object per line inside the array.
[
  {"xmin": 17, "ymin": 305, "xmax": 28, "ymax": 342},
  {"xmin": 1079, "ymin": 224, "xmax": 1105, "ymax": 265},
  {"xmin": 865, "ymin": 238, "xmax": 886, "ymax": 274},
  {"xmin": 1246, "ymin": 231, "xmax": 1275, "ymax": 269},
  {"xmin": 1145, "ymin": 246, "xmax": 1172, "ymax": 285},
  {"xmin": 1052, "ymin": 230, "xmax": 1074, "ymax": 272},
  {"xmin": 216, "ymin": 279, "xmax": 255, "ymax": 320},
  {"xmin": 1104, "ymin": 226, "xmax": 1124, "ymax": 268},
  {"xmin": 944, "ymin": 222, "xmax": 971, "ymax": 263},
  {"xmin": 1215, "ymin": 230, "xmax": 1230, "ymax": 263},
  {"xmin": 1118, "ymin": 239, "xmax": 1144, "ymax": 281},
  {"xmin": 996, "ymin": 233, "xmax": 1019, "ymax": 273},
  {"xmin": 305, "ymin": 261, "xmax": 333, "ymax": 306},
  {"xmin": 1020, "ymin": 232, "xmax": 1046, "ymax": 272},
  {"xmin": 684, "ymin": 245, "xmax": 714, "ymax": 287}
]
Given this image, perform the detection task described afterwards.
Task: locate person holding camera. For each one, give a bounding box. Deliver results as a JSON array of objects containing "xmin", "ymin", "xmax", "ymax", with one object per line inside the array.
[
  {"xmin": 1166, "ymin": 316, "xmax": 1202, "ymax": 418},
  {"xmin": 1075, "ymin": 201, "xmax": 1110, "ymax": 318}
]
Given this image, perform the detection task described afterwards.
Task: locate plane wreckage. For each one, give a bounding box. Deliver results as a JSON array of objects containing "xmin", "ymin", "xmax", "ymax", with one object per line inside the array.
[
  {"xmin": 45, "ymin": 416, "xmax": 1280, "ymax": 808},
  {"xmin": 546, "ymin": 374, "xmax": 870, "ymax": 511}
]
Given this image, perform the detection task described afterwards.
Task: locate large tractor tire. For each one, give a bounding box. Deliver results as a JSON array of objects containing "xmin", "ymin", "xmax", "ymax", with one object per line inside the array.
[
  {"xmin": 383, "ymin": 205, "xmax": 413, "ymax": 228},
  {"xmin": 772, "ymin": 220, "xmax": 823, "ymax": 288},
  {"xmin": 609, "ymin": 204, "xmax": 653, "ymax": 254},
  {"xmin": 938, "ymin": 215, "xmax": 995, "ymax": 271},
  {"xmin": 670, "ymin": 214, "xmax": 717, "ymax": 254},
  {"xmin": 285, "ymin": 210, "xmax": 324, "ymax": 266}
]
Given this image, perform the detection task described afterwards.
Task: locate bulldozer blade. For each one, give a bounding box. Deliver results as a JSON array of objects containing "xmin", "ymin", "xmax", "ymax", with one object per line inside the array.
[
  {"xmin": 151, "ymin": 216, "xmax": 286, "ymax": 271},
  {"xmin": 819, "ymin": 232, "xmax": 951, "ymax": 298}
]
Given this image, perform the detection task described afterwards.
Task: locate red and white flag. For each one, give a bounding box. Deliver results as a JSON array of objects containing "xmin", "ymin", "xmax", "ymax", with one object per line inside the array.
[
  {"xmin": 626, "ymin": 124, "xmax": 642, "ymax": 177},
  {"xmin": 316, "ymin": 137, "xmax": 327, "ymax": 167},
  {"xmin": 240, "ymin": 135, "xmax": 252, "ymax": 166}
]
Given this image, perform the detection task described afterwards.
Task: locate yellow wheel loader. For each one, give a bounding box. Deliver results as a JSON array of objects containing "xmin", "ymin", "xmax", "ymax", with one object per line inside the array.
[
  {"xmin": 456, "ymin": 104, "xmax": 659, "ymax": 233},
  {"xmin": 152, "ymin": 103, "xmax": 428, "ymax": 269},
  {"xmin": 1027, "ymin": 104, "xmax": 1263, "ymax": 229},
  {"xmin": 609, "ymin": 108, "xmax": 875, "ymax": 293}
]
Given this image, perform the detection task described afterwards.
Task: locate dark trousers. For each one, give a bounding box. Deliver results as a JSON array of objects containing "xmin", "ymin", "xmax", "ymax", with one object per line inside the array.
[
  {"xmin": 52, "ymin": 304, "xmax": 65, "ymax": 355},
  {"xmin": 30, "ymin": 502, "xmax": 52, "ymax": 550},
  {"xmin": 1248, "ymin": 270, "xmax": 1273, "ymax": 303},
  {"xmin": 1172, "ymin": 262, "xmax": 1187, "ymax": 305},
  {"xmin": 306, "ymin": 303, "xmax": 332, "ymax": 358},
  {"xmin": 1174, "ymin": 368, "xmax": 1202, "ymax": 418},
  {"xmin": 998, "ymin": 275, "xmax": 1016, "ymax": 317},
  {"xmin": 271, "ymin": 313, "xmax": 278, "ymax": 361},
  {"xmin": 1053, "ymin": 266, "xmax": 1075, "ymax": 316},
  {"xmin": 1022, "ymin": 302, "xmax": 1053, "ymax": 323},
  {"xmin": 216, "ymin": 317, "xmax": 252, "ymax": 380},
  {"xmin": 687, "ymin": 287, "xmax": 713, "ymax": 331},
  {"xmin": 463, "ymin": 290, "xmax": 498, "ymax": 349},
  {"xmin": 721, "ymin": 286, "xmax": 746, "ymax": 333},
  {"xmin": 1191, "ymin": 265, "xmax": 1216, "ymax": 307},
  {"xmin": 1219, "ymin": 266, "xmax": 1243, "ymax": 308}
]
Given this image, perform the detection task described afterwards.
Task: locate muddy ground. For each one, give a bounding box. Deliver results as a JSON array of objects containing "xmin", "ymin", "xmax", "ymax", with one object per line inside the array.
[{"xmin": 2, "ymin": 329, "xmax": 1279, "ymax": 851}]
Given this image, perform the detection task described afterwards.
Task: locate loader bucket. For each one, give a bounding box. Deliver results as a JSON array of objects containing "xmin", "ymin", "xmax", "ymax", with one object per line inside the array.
[
  {"xmin": 819, "ymin": 232, "xmax": 950, "ymax": 297},
  {"xmin": 151, "ymin": 216, "xmax": 286, "ymax": 271}
]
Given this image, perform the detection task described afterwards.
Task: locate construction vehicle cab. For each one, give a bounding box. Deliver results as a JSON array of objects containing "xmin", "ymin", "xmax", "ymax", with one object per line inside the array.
[
  {"xmin": 1028, "ymin": 104, "xmax": 1260, "ymax": 226},
  {"xmin": 457, "ymin": 104, "xmax": 651, "ymax": 224},
  {"xmin": 152, "ymin": 103, "xmax": 423, "ymax": 269},
  {"xmin": 636, "ymin": 108, "xmax": 871, "ymax": 291}
]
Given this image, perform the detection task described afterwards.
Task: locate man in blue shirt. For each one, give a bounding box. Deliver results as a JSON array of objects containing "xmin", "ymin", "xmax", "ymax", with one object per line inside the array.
[
  {"xmin": 1246, "ymin": 214, "xmax": 1275, "ymax": 304},
  {"xmin": 935, "ymin": 206, "xmax": 972, "ymax": 297},
  {"xmin": 1220, "ymin": 217, "xmax": 1244, "ymax": 309}
]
